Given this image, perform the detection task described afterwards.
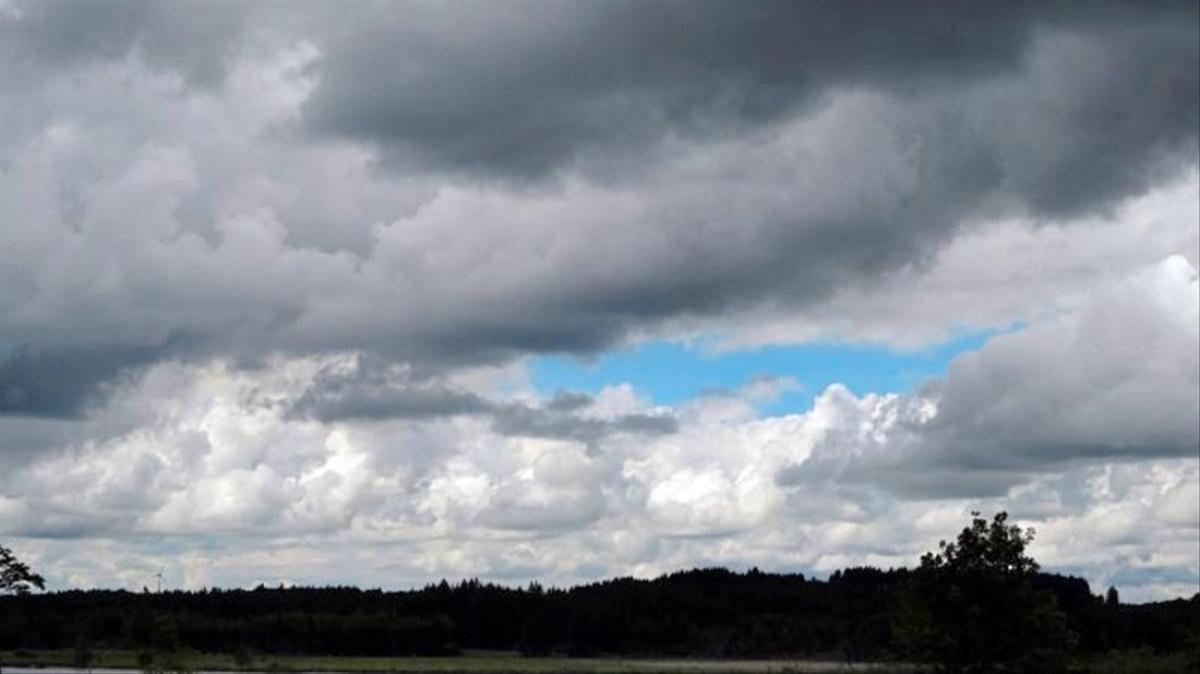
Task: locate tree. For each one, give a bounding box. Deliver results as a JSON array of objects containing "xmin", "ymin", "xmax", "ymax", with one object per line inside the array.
[
  {"xmin": 896, "ymin": 512, "xmax": 1074, "ymax": 673},
  {"xmin": 0, "ymin": 544, "xmax": 45, "ymax": 594}
]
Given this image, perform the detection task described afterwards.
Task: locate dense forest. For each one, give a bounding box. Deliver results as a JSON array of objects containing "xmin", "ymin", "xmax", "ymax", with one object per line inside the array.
[{"xmin": 1, "ymin": 567, "xmax": 1196, "ymax": 660}]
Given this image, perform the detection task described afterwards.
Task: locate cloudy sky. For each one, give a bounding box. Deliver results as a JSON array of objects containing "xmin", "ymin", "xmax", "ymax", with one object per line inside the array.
[{"xmin": 1, "ymin": 0, "xmax": 1197, "ymax": 602}]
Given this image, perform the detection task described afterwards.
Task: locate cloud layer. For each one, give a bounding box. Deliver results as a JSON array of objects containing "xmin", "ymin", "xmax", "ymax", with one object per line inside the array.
[
  {"xmin": 1, "ymin": 0, "xmax": 1196, "ymax": 600},
  {"xmin": 3, "ymin": 0, "xmax": 1197, "ymax": 414},
  {"xmin": 782, "ymin": 255, "xmax": 1200, "ymax": 497},
  {"xmin": 3, "ymin": 255, "xmax": 1195, "ymax": 600}
]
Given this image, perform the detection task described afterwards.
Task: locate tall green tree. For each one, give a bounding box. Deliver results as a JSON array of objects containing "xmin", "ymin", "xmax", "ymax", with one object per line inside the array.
[
  {"xmin": 0, "ymin": 544, "xmax": 44, "ymax": 594},
  {"xmin": 896, "ymin": 512, "xmax": 1074, "ymax": 673}
]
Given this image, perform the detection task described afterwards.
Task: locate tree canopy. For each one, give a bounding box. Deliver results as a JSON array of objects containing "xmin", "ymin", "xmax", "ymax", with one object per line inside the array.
[
  {"xmin": 0, "ymin": 544, "xmax": 44, "ymax": 595},
  {"xmin": 0, "ymin": 562, "xmax": 1193, "ymax": 662},
  {"xmin": 896, "ymin": 512, "xmax": 1074, "ymax": 673}
]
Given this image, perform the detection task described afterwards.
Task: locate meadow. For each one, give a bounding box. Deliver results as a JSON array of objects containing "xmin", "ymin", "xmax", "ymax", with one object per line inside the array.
[
  {"xmin": 0, "ymin": 650, "xmax": 922, "ymax": 674},
  {"xmin": 5, "ymin": 649, "xmax": 1197, "ymax": 674}
]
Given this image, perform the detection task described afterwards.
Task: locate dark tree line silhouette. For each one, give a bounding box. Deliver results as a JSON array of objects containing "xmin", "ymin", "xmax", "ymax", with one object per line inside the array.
[
  {"xmin": 1, "ymin": 567, "xmax": 1195, "ymax": 660},
  {"xmin": 3, "ymin": 517, "xmax": 1197, "ymax": 671}
]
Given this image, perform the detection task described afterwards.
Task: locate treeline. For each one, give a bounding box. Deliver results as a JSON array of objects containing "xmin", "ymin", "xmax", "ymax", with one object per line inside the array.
[{"xmin": 0, "ymin": 567, "xmax": 1196, "ymax": 660}]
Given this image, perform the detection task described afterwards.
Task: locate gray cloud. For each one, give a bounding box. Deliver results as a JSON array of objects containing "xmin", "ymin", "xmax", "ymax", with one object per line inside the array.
[
  {"xmin": 781, "ymin": 256, "xmax": 1200, "ymax": 499},
  {"xmin": 489, "ymin": 403, "xmax": 678, "ymax": 450},
  {"xmin": 287, "ymin": 356, "xmax": 491, "ymax": 422},
  {"xmin": 287, "ymin": 355, "xmax": 677, "ymax": 447},
  {"xmin": 0, "ymin": 343, "xmax": 172, "ymax": 418},
  {"xmin": 0, "ymin": 0, "xmax": 1196, "ymax": 452},
  {"xmin": 303, "ymin": 1, "xmax": 1039, "ymax": 179},
  {"xmin": 305, "ymin": 1, "xmax": 1197, "ymax": 204},
  {"xmin": 545, "ymin": 391, "xmax": 593, "ymax": 413},
  {"xmin": 0, "ymin": 0, "xmax": 254, "ymax": 88},
  {"xmin": 1, "ymin": 0, "xmax": 1196, "ymax": 596},
  {"xmin": 0, "ymin": 313, "xmax": 1193, "ymax": 599}
]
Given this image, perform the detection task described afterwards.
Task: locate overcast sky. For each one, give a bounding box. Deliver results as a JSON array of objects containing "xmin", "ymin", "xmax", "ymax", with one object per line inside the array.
[{"xmin": 1, "ymin": 0, "xmax": 1197, "ymax": 602}]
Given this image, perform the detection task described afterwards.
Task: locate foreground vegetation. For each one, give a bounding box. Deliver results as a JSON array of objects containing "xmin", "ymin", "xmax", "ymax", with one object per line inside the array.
[
  {"xmin": 0, "ymin": 649, "xmax": 924, "ymax": 673},
  {"xmin": 3, "ymin": 570, "xmax": 1192, "ymax": 660},
  {"xmin": 2, "ymin": 648, "xmax": 1195, "ymax": 673}
]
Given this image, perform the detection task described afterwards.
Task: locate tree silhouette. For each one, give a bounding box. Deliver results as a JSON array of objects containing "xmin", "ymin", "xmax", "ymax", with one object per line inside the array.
[
  {"xmin": 1105, "ymin": 585, "xmax": 1119, "ymax": 607},
  {"xmin": 0, "ymin": 544, "xmax": 44, "ymax": 595},
  {"xmin": 895, "ymin": 512, "xmax": 1074, "ymax": 673}
]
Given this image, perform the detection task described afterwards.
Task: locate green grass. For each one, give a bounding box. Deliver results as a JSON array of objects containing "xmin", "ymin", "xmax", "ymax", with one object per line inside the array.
[
  {"xmin": 0, "ymin": 650, "xmax": 922, "ymax": 674},
  {"xmin": 1071, "ymin": 649, "xmax": 1197, "ymax": 674},
  {"xmin": 6, "ymin": 649, "xmax": 1194, "ymax": 674}
]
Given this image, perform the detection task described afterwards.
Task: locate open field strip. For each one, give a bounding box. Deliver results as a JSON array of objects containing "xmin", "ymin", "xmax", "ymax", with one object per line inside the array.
[
  {"xmin": 5, "ymin": 649, "xmax": 1194, "ymax": 673},
  {"xmin": 0, "ymin": 651, "xmax": 920, "ymax": 674}
]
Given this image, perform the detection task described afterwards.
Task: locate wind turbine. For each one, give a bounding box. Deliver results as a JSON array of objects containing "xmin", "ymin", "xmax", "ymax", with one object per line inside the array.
[{"xmin": 153, "ymin": 567, "xmax": 165, "ymax": 594}]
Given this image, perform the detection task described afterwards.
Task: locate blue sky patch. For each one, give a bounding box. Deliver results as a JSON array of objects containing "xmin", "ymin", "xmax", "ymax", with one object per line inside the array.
[{"xmin": 530, "ymin": 333, "xmax": 996, "ymax": 415}]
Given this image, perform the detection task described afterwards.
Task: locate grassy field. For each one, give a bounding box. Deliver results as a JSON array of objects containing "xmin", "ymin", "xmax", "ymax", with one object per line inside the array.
[
  {"xmin": 1071, "ymin": 650, "xmax": 1197, "ymax": 674},
  {"xmin": 4, "ymin": 649, "xmax": 1195, "ymax": 674},
  {"xmin": 0, "ymin": 650, "xmax": 922, "ymax": 673}
]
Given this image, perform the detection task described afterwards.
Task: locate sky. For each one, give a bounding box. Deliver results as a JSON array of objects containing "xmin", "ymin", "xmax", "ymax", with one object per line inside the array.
[{"xmin": 0, "ymin": 0, "xmax": 1197, "ymax": 603}]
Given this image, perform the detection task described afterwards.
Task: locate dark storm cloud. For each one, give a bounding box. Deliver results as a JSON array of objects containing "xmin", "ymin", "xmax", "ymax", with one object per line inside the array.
[
  {"xmin": 0, "ymin": 344, "xmax": 167, "ymax": 418},
  {"xmin": 1, "ymin": 0, "xmax": 1197, "ymax": 423},
  {"xmin": 286, "ymin": 356, "xmax": 491, "ymax": 422},
  {"xmin": 305, "ymin": 0, "xmax": 1041, "ymax": 179},
  {"xmin": 287, "ymin": 356, "xmax": 677, "ymax": 446},
  {"xmin": 0, "ymin": 0, "xmax": 252, "ymax": 86},
  {"xmin": 305, "ymin": 1, "xmax": 1197, "ymax": 206}
]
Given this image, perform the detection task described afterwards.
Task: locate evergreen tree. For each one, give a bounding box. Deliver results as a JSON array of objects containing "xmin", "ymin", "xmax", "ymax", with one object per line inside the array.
[{"xmin": 1106, "ymin": 586, "xmax": 1119, "ymax": 607}]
